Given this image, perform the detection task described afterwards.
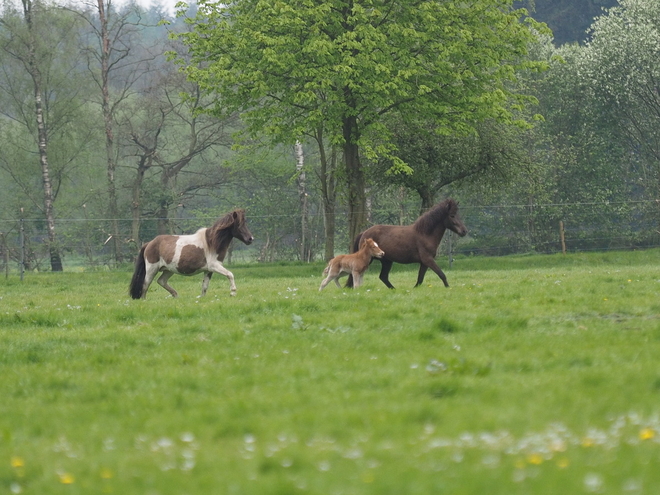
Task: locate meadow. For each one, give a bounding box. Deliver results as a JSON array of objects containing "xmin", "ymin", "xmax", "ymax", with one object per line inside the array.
[{"xmin": 1, "ymin": 250, "xmax": 660, "ymax": 494}]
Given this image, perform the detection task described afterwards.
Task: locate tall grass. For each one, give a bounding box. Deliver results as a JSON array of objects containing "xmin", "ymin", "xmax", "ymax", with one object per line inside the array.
[{"xmin": 1, "ymin": 250, "xmax": 660, "ymax": 494}]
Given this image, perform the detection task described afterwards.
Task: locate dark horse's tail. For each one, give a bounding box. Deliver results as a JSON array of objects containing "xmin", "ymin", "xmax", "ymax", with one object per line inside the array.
[
  {"xmin": 344, "ymin": 232, "xmax": 364, "ymax": 288},
  {"xmin": 129, "ymin": 245, "xmax": 147, "ymax": 299}
]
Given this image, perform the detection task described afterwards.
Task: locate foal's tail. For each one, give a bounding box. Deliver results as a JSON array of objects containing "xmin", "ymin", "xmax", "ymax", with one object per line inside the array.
[
  {"xmin": 129, "ymin": 245, "xmax": 147, "ymax": 299},
  {"xmin": 344, "ymin": 232, "xmax": 364, "ymax": 288}
]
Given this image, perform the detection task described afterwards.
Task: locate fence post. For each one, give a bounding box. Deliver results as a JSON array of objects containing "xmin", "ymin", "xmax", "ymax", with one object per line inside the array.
[
  {"xmin": 20, "ymin": 209, "xmax": 25, "ymax": 281},
  {"xmin": 448, "ymin": 231, "xmax": 453, "ymax": 269},
  {"xmin": 559, "ymin": 220, "xmax": 566, "ymax": 255},
  {"xmin": 1, "ymin": 232, "xmax": 7, "ymax": 279}
]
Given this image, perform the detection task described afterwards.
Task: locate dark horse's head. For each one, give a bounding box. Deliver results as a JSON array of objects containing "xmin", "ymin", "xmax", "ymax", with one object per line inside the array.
[
  {"xmin": 414, "ymin": 198, "xmax": 467, "ymax": 237},
  {"xmin": 444, "ymin": 199, "xmax": 468, "ymax": 237},
  {"xmin": 207, "ymin": 209, "xmax": 254, "ymax": 254}
]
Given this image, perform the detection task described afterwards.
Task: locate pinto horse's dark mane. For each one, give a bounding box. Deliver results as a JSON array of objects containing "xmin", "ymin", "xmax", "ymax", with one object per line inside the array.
[
  {"xmin": 207, "ymin": 208, "xmax": 246, "ymax": 254},
  {"xmin": 413, "ymin": 198, "xmax": 457, "ymax": 235}
]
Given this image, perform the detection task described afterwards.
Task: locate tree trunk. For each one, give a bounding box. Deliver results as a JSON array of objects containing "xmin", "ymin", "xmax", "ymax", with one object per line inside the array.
[
  {"xmin": 418, "ymin": 187, "xmax": 436, "ymax": 214},
  {"xmin": 343, "ymin": 115, "xmax": 367, "ymax": 252},
  {"xmin": 97, "ymin": 0, "xmax": 123, "ymax": 263},
  {"xmin": 316, "ymin": 128, "xmax": 337, "ymax": 261},
  {"xmin": 157, "ymin": 167, "xmax": 175, "ymax": 235},
  {"xmin": 156, "ymin": 197, "xmax": 170, "ymax": 235},
  {"xmin": 295, "ymin": 141, "xmax": 309, "ymax": 261},
  {"xmin": 130, "ymin": 155, "xmax": 150, "ymax": 249},
  {"xmin": 23, "ymin": 0, "xmax": 62, "ymax": 271}
]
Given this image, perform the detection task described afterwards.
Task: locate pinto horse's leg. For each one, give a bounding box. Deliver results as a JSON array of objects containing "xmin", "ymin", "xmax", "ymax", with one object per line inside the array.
[
  {"xmin": 378, "ymin": 259, "xmax": 395, "ymax": 289},
  {"xmin": 201, "ymin": 272, "xmax": 213, "ymax": 296},
  {"xmin": 157, "ymin": 271, "xmax": 179, "ymax": 298},
  {"xmin": 419, "ymin": 255, "xmax": 449, "ymax": 287},
  {"xmin": 415, "ymin": 265, "xmax": 429, "ymax": 287},
  {"xmin": 141, "ymin": 263, "xmax": 160, "ymax": 299},
  {"xmin": 208, "ymin": 260, "xmax": 237, "ymax": 296}
]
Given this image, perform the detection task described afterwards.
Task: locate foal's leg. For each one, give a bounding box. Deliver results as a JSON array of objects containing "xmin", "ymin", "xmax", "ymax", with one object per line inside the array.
[
  {"xmin": 378, "ymin": 259, "xmax": 395, "ymax": 289},
  {"xmin": 352, "ymin": 271, "xmax": 364, "ymax": 288},
  {"xmin": 319, "ymin": 266, "xmax": 339, "ymax": 291},
  {"xmin": 319, "ymin": 273, "xmax": 333, "ymax": 291},
  {"xmin": 157, "ymin": 271, "xmax": 179, "ymax": 297},
  {"xmin": 334, "ymin": 270, "xmax": 351, "ymax": 288},
  {"xmin": 201, "ymin": 272, "xmax": 213, "ymax": 296}
]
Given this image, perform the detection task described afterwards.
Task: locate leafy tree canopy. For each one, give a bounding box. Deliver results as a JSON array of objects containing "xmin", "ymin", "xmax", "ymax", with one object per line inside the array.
[
  {"xmin": 582, "ymin": 0, "xmax": 660, "ymax": 164},
  {"xmin": 173, "ymin": 0, "xmax": 550, "ymax": 170}
]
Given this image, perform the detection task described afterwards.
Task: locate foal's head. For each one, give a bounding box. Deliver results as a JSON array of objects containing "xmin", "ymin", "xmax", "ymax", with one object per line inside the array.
[
  {"xmin": 361, "ymin": 238, "xmax": 385, "ymax": 258},
  {"xmin": 444, "ymin": 199, "xmax": 468, "ymax": 237}
]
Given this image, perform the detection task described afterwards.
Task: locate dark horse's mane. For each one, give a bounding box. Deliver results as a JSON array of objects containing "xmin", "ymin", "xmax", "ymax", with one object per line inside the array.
[
  {"xmin": 412, "ymin": 199, "xmax": 457, "ymax": 235},
  {"xmin": 206, "ymin": 209, "xmax": 245, "ymax": 254}
]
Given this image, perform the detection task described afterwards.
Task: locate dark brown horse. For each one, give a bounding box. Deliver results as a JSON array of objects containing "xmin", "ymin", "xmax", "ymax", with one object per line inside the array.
[
  {"xmin": 129, "ymin": 209, "xmax": 253, "ymax": 299},
  {"xmin": 347, "ymin": 198, "xmax": 467, "ymax": 289}
]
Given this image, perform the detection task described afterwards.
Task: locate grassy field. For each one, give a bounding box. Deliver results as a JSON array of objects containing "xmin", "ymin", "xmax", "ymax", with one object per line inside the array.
[{"xmin": 1, "ymin": 250, "xmax": 660, "ymax": 494}]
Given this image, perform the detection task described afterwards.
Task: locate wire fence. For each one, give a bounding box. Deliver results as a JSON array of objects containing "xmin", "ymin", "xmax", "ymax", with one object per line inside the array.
[{"xmin": 1, "ymin": 200, "xmax": 659, "ymax": 273}]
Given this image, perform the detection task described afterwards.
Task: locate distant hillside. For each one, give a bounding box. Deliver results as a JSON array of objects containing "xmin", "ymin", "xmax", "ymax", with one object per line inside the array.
[{"xmin": 514, "ymin": 0, "xmax": 619, "ymax": 45}]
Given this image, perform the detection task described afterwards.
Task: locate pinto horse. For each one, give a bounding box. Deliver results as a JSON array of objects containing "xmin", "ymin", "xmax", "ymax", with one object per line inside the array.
[
  {"xmin": 346, "ymin": 198, "xmax": 467, "ymax": 289},
  {"xmin": 129, "ymin": 209, "xmax": 253, "ymax": 299}
]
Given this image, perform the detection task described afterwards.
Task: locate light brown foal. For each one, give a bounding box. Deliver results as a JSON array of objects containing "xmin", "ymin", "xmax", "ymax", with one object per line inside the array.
[{"xmin": 319, "ymin": 238, "xmax": 384, "ymax": 291}]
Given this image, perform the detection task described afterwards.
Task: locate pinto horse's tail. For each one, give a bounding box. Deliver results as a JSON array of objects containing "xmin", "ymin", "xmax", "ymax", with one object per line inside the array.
[
  {"xmin": 129, "ymin": 245, "xmax": 147, "ymax": 299},
  {"xmin": 344, "ymin": 232, "xmax": 364, "ymax": 288}
]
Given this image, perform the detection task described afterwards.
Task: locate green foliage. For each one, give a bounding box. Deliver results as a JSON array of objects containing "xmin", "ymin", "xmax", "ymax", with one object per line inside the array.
[
  {"xmin": 375, "ymin": 117, "xmax": 530, "ymax": 207},
  {"xmin": 175, "ymin": 0, "xmax": 550, "ymax": 160},
  {"xmin": 2, "ymin": 250, "xmax": 660, "ymax": 493},
  {"xmin": 582, "ymin": 0, "xmax": 660, "ymax": 168}
]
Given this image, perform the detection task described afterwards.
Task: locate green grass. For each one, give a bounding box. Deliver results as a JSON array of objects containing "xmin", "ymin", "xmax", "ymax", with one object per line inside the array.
[{"xmin": 1, "ymin": 250, "xmax": 660, "ymax": 494}]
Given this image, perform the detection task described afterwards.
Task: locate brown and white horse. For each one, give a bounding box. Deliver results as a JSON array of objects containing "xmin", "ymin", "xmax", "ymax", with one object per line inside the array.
[
  {"xmin": 319, "ymin": 238, "xmax": 384, "ymax": 291},
  {"xmin": 129, "ymin": 209, "xmax": 253, "ymax": 299}
]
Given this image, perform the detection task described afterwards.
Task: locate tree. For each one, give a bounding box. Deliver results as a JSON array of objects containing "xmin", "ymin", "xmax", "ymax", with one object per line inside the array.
[
  {"xmin": 0, "ymin": 0, "xmax": 88, "ymax": 271},
  {"xmin": 376, "ymin": 117, "xmax": 528, "ymax": 212},
  {"xmin": 77, "ymin": 0, "xmax": 158, "ymax": 263},
  {"xmin": 124, "ymin": 49, "xmax": 239, "ymax": 241},
  {"xmin": 174, "ymin": 0, "xmax": 548, "ymax": 246},
  {"xmin": 583, "ymin": 0, "xmax": 660, "ymax": 173}
]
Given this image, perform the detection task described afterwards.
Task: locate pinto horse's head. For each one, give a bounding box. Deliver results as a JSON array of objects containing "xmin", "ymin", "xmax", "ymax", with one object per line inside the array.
[
  {"xmin": 231, "ymin": 209, "xmax": 254, "ymax": 245},
  {"xmin": 445, "ymin": 200, "xmax": 468, "ymax": 237}
]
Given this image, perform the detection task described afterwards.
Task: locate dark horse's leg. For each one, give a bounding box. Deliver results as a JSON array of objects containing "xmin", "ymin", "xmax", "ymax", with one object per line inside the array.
[
  {"xmin": 419, "ymin": 255, "xmax": 449, "ymax": 287},
  {"xmin": 378, "ymin": 259, "xmax": 396, "ymax": 289},
  {"xmin": 415, "ymin": 265, "xmax": 428, "ymax": 287}
]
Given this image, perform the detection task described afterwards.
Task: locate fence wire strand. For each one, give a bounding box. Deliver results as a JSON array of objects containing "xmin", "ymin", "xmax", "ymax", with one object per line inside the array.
[{"xmin": 1, "ymin": 200, "xmax": 659, "ymax": 271}]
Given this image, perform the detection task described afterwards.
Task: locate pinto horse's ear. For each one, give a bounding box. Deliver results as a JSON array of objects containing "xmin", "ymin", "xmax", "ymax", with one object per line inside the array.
[{"xmin": 232, "ymin": 211, "xmax": 238, "ymax": 221}]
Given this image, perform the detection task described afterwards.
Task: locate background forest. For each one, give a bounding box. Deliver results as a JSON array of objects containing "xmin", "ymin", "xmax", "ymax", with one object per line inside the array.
[{"xmin": 1, "ymin": 0, "xmax": 659, "ymax": 272}]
